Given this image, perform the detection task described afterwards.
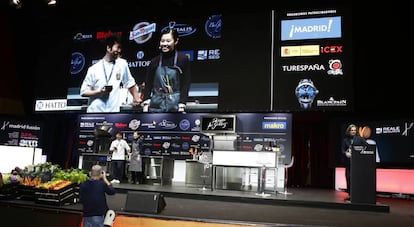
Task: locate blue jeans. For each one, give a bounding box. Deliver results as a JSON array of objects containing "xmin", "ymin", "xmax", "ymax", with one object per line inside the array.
[{"xmin": 83, "ymin": 215, "xmax": 104, "ymax": 227}]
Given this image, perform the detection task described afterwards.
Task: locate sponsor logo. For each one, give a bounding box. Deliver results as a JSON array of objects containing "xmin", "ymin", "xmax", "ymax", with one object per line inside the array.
[
  {"xmin": 9, "ymin": 132, "xmax": 19, "ymax": 138},
  {"xmin": 87, "ymin": 140, "xmax": 94, "ymax": 147},
  {"xmin": 181, "ymin": 142, "xmax": 190, "ymax": 150},
  {"xmin": 70, "ymin": 52, "xmax": 85, "ymax": 74},
  {"xmin": 114, "ymin": 123, "xmax": 127, "ymax": 128},
  {"xmin": 242, "ymin": 145, "xmax": 253, "ymax": 150},
  {"xmin": 96, "ymin": 31, "xmax": 122, "ymax": 41},
  {"xmin": 162, "ymin": 142, "xmax": 171, "ymax": 149},
  {"xmin": 281, "ymin": 45, "xmax": 320, "ymax": 57},
  {"xmin": 128, "ymin": 60, "xmax": 151, "ymax": 68},
  {"xmin": 262, "ymin": 122, "xmax": 287, "ymax": 130},
  {"xmin": 191, "ymin": 119, "xmax": 201, "ymax": 132},
  {"xmin": 254, "ymin": 144, "xmax": 263, "ymax": 151},
  {"xmin": 205, "ymin": 14, "xmax": 222, "ymax": 38},
  {"xmin": 19, "ymin": 139, "xmax": 38, "ymax": 147},
  {"xmin": 1, "ymin": 121, "xmax": 10, "ymax": 130},
  {"xmin": 8, "ymin": 124, "xmax": 41, "ymax": 131},
  {"xmin": 281, "ymin": 16, "xmax": 342, "ymax": 41},
  {"xmin": 320, "ymin": 45, "xmax": 343, "ymax": 54},
  {"xmin": 161, "ymin": 21, "xmax": 197, "ymax": 37},
  {"xmin": 129, "ymin": 22, "xmax": 156, "ymax": 44},
  {"xmin": 35, "ymin": 99, "xmax": 67, "ymax": 111},
  {"xmin": 282, "ymin": 64, "xmax": 325, "ymax": 72},
  {"xmin": 206, "ymin": 117, "xmax": 228, "ymax": 130},
  {"xmin": 20, "ymin": 132, "xmax": 37, "ymax": 139},
  {"xmin": 179, "ymin": 119, "xmax": 191, "ymax": 131},
  {"xmin": 181, "ymin": 136, "xmax": 191, "ymax": 141},
  {"xmin": 73, "ymin": 33, "xmax": 93, "ymax": 41},
  {"xmin": 180, "ymin": 50, "xmax": 194, "ymax": 61},
  {"xmin": 79, "ymin": 122, "xmax": 95, "ymax": 128},
  {"xmin": 126, "ymin": 51, "xmax": 151, "ymax": 68},
  {"xmin": 192, "ymin": 135, "xmax": 200, "ymax": 142},
  {"xmin": 327, "ymin": 59, "xmax": 343, "ymax": 75},
  {"xmin": 129, "ymin": 119, "xmax": 140, "ymax": 130},
  {"xmin": 402, "ymin": 122, "xmax": 414, "ymax": 136},
  {"xmin": 197, "ymin": 49, "xmax": 220, "ymax": 60},
  {"xmin": 142, "ymin": 121, "xmax": 156, "ymax": 129},
  {"xmin": 375, "ymin": 126, "xmax": 401, "ymax": 134},
  {"xmin": 316, "ymin": 97, "xmax": 347, "ymax": 107},
  {"xmin": 158, "ymin": 120, "xmax": 177, "ymax": 129},
  {"xmin": 382, "ymin": 126, "xmax": 400, "ymax": 134}
]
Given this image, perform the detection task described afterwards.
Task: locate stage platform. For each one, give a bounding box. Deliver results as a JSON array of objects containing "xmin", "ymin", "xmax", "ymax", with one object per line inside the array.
[
  {"xmin": 3, "ymin": 181, "xmax": 414, "ymax": 227},
  {"xmin": 112, "ymin": 181, "xmax": 391, "ymax": 213}
]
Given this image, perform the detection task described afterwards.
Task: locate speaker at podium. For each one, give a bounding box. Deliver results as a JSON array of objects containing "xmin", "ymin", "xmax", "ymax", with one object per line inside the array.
[
  {"xmin": 124, "ymin": 191, "xmax": 166, "ymax": 214},
  {"xmin": 351, "ymin": 144, "xmax": 377, "ymax": 204}
]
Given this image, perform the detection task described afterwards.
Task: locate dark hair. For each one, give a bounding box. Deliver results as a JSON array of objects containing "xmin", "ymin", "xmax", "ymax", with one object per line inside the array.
[
  {"xmin": 104, "ymin": 34, "xmax": 122, "ymax": 49},
  {"xmin": 115, "ymin": 131, "xmax": 122, "ymax": 136},
  {"xmin": 161, "ymin": 28, "xmax": 179, "ymax": 41}
]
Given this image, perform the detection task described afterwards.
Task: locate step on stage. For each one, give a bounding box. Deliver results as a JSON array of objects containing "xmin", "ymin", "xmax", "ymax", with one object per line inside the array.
[{"xmin": 112, "ymin": 182, "xmax": 390, "ymax": 213}]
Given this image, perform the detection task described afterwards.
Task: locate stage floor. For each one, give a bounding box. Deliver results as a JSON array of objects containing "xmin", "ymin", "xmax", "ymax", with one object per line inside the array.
[
  {"xmin": 112, "ymin": 181, "xmax": 391, "ymax": 213},
  {"xmin": 2, "ymin": 181, "xmax": 413, "ymax": 227}
]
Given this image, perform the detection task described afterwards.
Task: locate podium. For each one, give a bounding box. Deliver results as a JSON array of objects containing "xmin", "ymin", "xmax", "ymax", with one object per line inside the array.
[{"xmin": 351, "ymin": 144, "xmax": 377, "ymax": 204}]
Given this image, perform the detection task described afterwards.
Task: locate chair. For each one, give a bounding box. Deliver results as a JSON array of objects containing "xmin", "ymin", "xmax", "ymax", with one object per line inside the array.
[{"xmin": 279, "ymin": 156, "xmax": 294, "ymax": 195}]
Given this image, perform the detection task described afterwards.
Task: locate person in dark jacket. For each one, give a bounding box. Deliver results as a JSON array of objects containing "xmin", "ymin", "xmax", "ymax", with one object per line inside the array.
[
  {"xmin": 341, "ymin": 124, "xmax": 368, "ymax": 201},
  {"xmin": 142, "ymin": 28, "xmax": 191, "ymax": 112},
  {"xmin": 80, "ymin": 164, "xmax": 116, "ymax": 227}
]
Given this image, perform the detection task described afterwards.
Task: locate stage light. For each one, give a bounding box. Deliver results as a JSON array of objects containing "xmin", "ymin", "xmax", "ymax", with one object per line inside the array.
[
  {"xmin": 10, "ymin": 0, "xmax": 22, "ymax": 9},
  {"xmin": 47, "ymin": 0, "xmax": 57, "ymax": 6}
]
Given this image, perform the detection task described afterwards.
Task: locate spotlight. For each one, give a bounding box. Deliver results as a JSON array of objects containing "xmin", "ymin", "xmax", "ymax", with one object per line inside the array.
[
  {"xmin": 47, "ymin": 0, "xmax": 57, "ymax": 6},
  {"xmin": 10, "ymin": 0, "xmax": 22, "ymax": 9}
]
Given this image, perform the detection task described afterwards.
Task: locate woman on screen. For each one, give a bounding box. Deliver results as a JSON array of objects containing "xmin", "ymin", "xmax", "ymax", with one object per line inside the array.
[{"xmin": 141, "ymin": 28, "xmax": 191, "ymax": 112}]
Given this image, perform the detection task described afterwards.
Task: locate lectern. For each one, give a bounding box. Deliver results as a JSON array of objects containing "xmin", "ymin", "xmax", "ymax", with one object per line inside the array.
[{"xmin": 351, "ymin": 144, "xmax": 377, "ymax": 204}]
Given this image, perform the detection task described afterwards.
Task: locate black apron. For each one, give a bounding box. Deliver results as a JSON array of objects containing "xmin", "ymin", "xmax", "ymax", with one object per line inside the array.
[{"xmin": 149, "ymin": 52, "xmax": 182, "ymax": 112}]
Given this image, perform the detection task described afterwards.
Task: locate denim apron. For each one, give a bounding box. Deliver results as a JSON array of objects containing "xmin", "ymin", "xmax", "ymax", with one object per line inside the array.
[{"xmin": 149, "ymin": 51, "xmax": 182, "ymax": 112}]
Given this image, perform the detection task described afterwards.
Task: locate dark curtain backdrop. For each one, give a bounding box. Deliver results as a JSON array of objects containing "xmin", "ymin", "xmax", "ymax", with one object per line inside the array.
[{"xmin": 290, "ymin": 112, "xmax": 335, "ymax": 188}]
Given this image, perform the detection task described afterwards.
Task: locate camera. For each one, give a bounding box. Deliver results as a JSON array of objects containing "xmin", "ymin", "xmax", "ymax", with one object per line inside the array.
[{"xmin": 104, "ymin": 85, "xmax": 113, "ymax": 92}]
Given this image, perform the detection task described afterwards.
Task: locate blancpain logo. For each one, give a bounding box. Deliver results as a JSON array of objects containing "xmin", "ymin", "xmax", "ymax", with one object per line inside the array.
[
  {"xmin": 282, "ymin": 64, "xmax": 325, "ymax": 72},
  {"xmin": 316, "ymin": 97, "xmax": 347, "ymax": 106}
]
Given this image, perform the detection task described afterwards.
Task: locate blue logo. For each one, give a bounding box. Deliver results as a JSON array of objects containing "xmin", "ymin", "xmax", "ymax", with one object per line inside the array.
[
  {"xmin": 179, "ymin": 119, "xmax": 191, "ymax": 131},
  {"xmin": 205, "ymin": 14, "xmax": 222, "ymax": 38},
  {"xmin": 179, "ymin": 50, "xmax": 194, "ymax": 61},
  {"xmin": 262, "ymin": 122, "xmax": 287, "ymax": 130},
  {"xmin": 70, "ymin": 52, "xmax": 85, "ymax": 75},
  {"xmin": 181, "ymin": 142, "xmax": 190, "ymax": 150},
  {"xmin": 158, "ymin": 120, "xmax": 177, "ymax": 129},
  {"xmin": 281, "ymin": 16, "xmax": 341, "ymax": 41}
]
